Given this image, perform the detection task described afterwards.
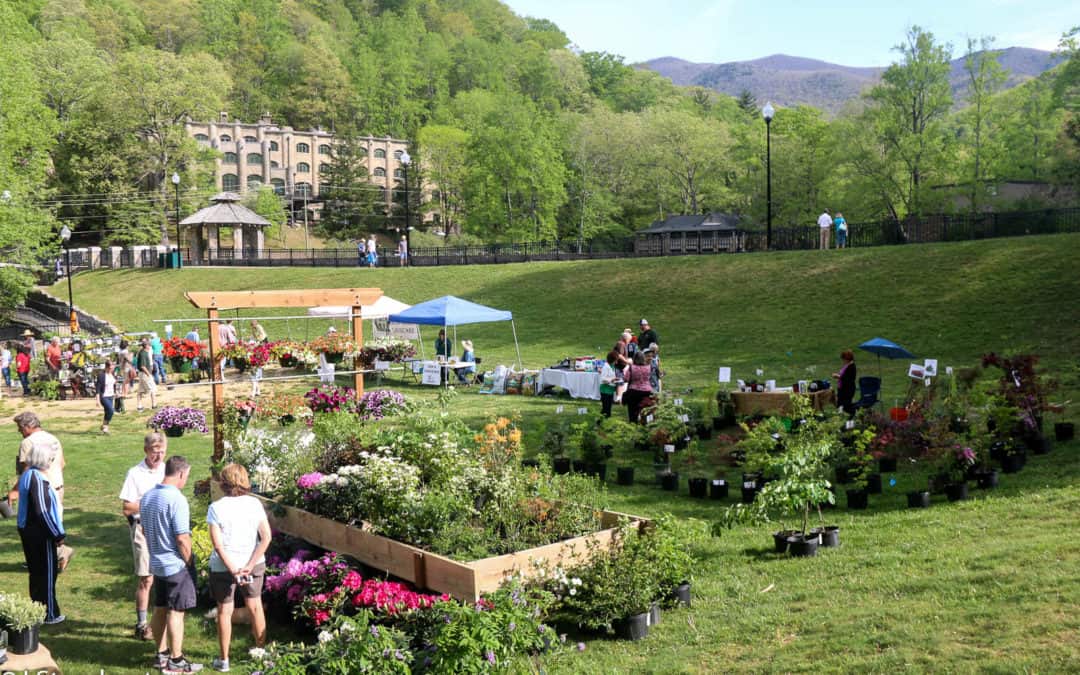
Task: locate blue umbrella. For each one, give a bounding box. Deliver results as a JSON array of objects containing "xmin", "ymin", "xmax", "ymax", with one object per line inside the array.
[{"xmin": 858, "ymin": 337, "xmax": 916, "ymax": 378}]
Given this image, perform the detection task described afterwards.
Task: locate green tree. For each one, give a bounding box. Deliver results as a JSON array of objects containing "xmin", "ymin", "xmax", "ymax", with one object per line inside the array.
[
  {"xmin": 642, "ymin": 108, "xmax": 732, "ymax": 215},
  {"xmin": 318, "ymin": 128, "xmax": 386, "ymax": 241},
  {"xmin": 867, "ymin": 26, "xmax": 953, "ymax": 218},
  {"xmin": 417, "ymin": 124, "xmax": 469, "ymax": 237},
  {"xmin": 244, "ymin": 186, "xmax": 287, "ymax": 245},
  {"xmin": 961, "ymin": 36, "xmax": 1007, "ymax": 212}
]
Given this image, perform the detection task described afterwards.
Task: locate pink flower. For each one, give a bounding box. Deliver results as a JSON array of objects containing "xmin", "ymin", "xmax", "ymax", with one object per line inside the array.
[{"xmin": 297, "ymin": 472, "xmax": 324, "ymax": 489}]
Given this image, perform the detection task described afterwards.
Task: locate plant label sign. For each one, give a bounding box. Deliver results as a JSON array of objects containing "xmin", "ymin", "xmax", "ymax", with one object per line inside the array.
[
  {"xmin": 374, "ymin": 360, "xmax": 391, "ymax": 372},
  {"xmin": 712, "ymin": 479, "xmax": 725, "ymax": 486},
  {"xmin": 845, "ymin": 420, "xmax": 856, "ymax": 430},
  {"xmin": 908, "ymin": 363, "xmax": 925, "ymax": 380},
  {"xmin": 555, "ymin": 405, "xmax": 564, "ymax": 414},
  {"xmin": 674, "ymin": 398, "xmax": 683, "ymax": 406},
  {"xmin": 646, "ymin": 414, "xmax": 654, "ymax": 424},
  {"xmin": 756, "ymin": 368, "xmax": 764, "ymax": 377},
  {"xmin": 663, "ymin": 444, "xmax": 675, "ymax": 454},
  {"xmin": 577, "ymin": 407, "xmax": 588, "ymax": 415},
  {"xmin": 680, "ymin": 414, "xmax": 690, "ymax": 423},
  {"xmin": 923, "ymin": 359, "xmax": 938, "ymax": 377},
  {"xmin": 765, "ymin": 380, "xmax": 776, "ymax": 391},
  {"xmin": 743, "ymin": 481, "xmax": 756, "ymax": 489},
  {"xmin": 946, "ymin": 366, "xmax": 954, "ymax": 376},
  {"xmin": 718, "ymin": 367, "xmax": 731, "ymax": 383}
]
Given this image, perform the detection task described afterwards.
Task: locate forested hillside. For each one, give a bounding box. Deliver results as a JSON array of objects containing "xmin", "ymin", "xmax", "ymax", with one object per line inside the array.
[{"xmin": 1, "ymin": 3, "xmax": 1079, "ymax": 321}]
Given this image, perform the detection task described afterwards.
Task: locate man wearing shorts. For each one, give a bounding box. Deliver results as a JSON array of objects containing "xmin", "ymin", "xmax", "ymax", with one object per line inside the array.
[
  {"xmin": 119, "ymin": 432, "xmax": 167, "ymax": 640},
  {"xmin": 140, "ymin": 455, "xmax": 202, "ymax": 673}
]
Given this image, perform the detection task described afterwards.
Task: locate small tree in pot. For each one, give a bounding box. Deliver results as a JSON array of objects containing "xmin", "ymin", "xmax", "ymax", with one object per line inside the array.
[{"xmin": 0, "ymin": 592, "xmax": 46, "ymax": 656}]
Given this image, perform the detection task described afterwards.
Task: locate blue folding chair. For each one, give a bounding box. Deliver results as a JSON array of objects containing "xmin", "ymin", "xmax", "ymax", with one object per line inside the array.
[{"xmin": 854, "ymin": 376, "xmax": 881, "ymax": 410}]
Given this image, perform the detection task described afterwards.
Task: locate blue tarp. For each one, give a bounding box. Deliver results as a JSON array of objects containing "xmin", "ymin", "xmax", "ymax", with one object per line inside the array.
[{"xmin": 388, "ymin": 295, "xmax": 513, "ymax": 327}]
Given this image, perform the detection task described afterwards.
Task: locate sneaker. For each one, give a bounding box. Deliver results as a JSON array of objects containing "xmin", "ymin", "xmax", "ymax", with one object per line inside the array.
[
  {"xmin": 154, "ymin": 651, "xmax": 170, "ymax": 669},
  {"xmin": 44, "ymin": 614, "xmax": 65, "ymax": 625},
  {"xmin": 164, "ymin": 656, "xmax": 204, "ymax": 673},
  {"xmin": 211, "ymin": 657, "xmax": 229, "ymax": 672},
  {"xmin": 101, "ymin": 425, "xmax": 109, "ymax": 434},
  {"xmin": 135, "ymin": 622, "xmax": 154, "ymax": 640},
  {"xmin": 137, "ymin": 407, "xmax": 145, "ymax": 412}
]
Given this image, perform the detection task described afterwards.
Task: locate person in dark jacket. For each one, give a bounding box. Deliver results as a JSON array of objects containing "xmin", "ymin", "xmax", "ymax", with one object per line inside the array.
[
  {"xmin": 833, "ymin": 349, "xmax": 857, "ymax": 416},
  {"xmin": 18, "ymin": 440, "xmax": 67, "ymax": 624}
]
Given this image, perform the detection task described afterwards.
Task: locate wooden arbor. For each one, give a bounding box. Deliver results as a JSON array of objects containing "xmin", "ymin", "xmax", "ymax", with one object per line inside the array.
[{"xmin": 184, "ymin": 288, "xmax": 383, "ymax": 460}]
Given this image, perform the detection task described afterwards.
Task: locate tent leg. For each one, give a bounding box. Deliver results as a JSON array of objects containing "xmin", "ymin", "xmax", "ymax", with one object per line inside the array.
[{"xmin": 511, "ymin": 320, "xmax": 523, "ymax": 371}]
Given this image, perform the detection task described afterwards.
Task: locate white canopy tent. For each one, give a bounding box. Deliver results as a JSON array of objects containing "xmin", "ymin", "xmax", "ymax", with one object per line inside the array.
[{"xmin": 307, "ymin": 296, "xmax": 424, "ymax": 359}]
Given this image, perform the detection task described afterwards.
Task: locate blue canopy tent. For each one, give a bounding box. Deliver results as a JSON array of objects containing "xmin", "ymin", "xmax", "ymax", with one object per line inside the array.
[{"xmin": 389, "ymin": 295, "xmax": 522, "ymax": 369}]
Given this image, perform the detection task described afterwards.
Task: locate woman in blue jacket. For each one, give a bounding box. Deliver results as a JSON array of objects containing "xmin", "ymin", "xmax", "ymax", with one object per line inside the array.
[{"xmin": 18, "ymin": 442, "xmax": 67, "ymax": 624}]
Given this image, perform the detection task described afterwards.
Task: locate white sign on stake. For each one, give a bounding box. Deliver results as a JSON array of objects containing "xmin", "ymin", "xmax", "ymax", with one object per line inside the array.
[
  {"xmin": 923, "ymin": 359, "xmax": 938, "ymax": 377},
  {"xmin": 946, "ymin": 366, "xmax": 954, "ymax": 376},
  {"xmin": 718, "ymin": 367, "xmax": 731, "ymax": 383},
  {"xmin": 663, "ymin": 444, "xmax": 675, "ymax": 454},
  {"xmin": 577, "ymin": 407, "xmax": 588, "ymax": 415},
  {"xmin": 756, "ymin": 368, "xmax": 764, "ymax": 377},
  {"xmin": 674, "ymin": 398, "xmax": 683, "ymax": 406},
  {"xmin": 646, "ymin": 414, "xmax": 654, "ymax": 424},
  {"xmin": 680, "ymin": 414, "xmax": 690, "ymax": 423},
  {"xmin": 555, "ymin": 405, "xmax": 564, "ymax": 414},
  {"xmin": 421, "ymin": 362, "xmax": 442, "ymax": 386},
  {"xmin": 765, "ymin": 380, "xmax": 776, "ymax": 392}
]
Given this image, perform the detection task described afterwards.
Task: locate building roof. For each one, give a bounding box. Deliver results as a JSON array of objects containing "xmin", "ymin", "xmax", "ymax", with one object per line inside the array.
[
  {"xmin": 639, "ymin": 212, "xmax": 741, "ymax": 234},
  {"xmin": 180, "ymin": 192, "xmax": 271, "ymax": 228}
]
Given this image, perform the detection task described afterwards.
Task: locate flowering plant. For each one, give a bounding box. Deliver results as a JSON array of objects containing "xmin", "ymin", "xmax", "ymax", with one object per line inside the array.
[
  {"xmin": 224, "ymin": 426, "xmax": 316, "ymax": 493},
  {"xmin": 943, "ymin": 444, "xmax": 977, "ymax": 484},
  {"xmin": 305, "ymin": 385, "xmax": 356, "ymax": 414},
  {"xmin": 257, "ymin": 392, "xmax": 310, "ymax": 420},
  {"xmin": 246, "ymin": 612, "xmax": 412, "ymax": 674},
  {"xmin": 367, "ymin": 338, "xmax": 417, "ymax": 363},
  {"xmin": 350, "ymin": 579, "xmax": 449, "ymax": 616},
  {"xmin": 147, "ymin": 406, "xmax": 209, "ymax": 433},
  {"xmin": 264, "ymin": 550, "xmax": 352, "ymax": 626},
  {"xmin": 162, "ymin": 338, "xmax": 201, "ymax": 360},
  {"xmin": 248, "ymin": 341, "xmax": 274, "ymax": 368},
  {"xmin": 309, "ymin": 333, "xmax": 357, "ymax": 356},
  {"xmin": 355, "ymin": 389, "xmax": 409, "ymax": 421},
  {"xmin": 216, "ymin": 342, "xmax": 250, "ymax": 363},
  {"xmin": 475, "ymin": 416, "xmax": 523, "ymax": 475}
]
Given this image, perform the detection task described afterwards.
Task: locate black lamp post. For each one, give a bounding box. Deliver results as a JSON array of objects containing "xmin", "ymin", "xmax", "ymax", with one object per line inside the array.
[
  {"xmin": 171, "ymin": 172, "xmax": 181, "ymax": 265},
  {"xmin": 59, "ymin": 225, "xmax": 78, "ymax": 333},
  {"xmin": 399, "ymin": 150, "xmax": 411, "ymax": 267},
  {"xmin": 762, "ymin": 102, "xmax": 774, "ymax": 251}
]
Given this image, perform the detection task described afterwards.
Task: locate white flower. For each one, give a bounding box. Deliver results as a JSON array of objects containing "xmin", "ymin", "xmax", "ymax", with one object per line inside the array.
[
  {"xmin": 339, "ymin": 621, "xmax": 355, "ymax": 633},
  {"xmin": 318, "ymin": 630, "xmax": 334, "ymax": 643},
  {"xmin": 572, "ymin": 577, "xmax": 582, "ymax": 586},
  {"xmin": 336, "ymin": 477, "xmax": 349, "ymax": 487},
  {"xmin": 249, "ymin": 647, "xmax": 267, "ymax": 659}
]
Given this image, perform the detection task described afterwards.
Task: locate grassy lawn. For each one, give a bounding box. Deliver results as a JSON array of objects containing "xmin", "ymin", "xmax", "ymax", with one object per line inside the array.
[{"xmin": 4, "ymin": 233, "xmax": 1076, "ymax": 672}]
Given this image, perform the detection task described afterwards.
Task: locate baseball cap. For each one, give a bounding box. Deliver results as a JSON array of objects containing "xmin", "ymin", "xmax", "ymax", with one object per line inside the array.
[{"xmin": 640, "ymin": 319, "xmax": 649, "ymax": 326}]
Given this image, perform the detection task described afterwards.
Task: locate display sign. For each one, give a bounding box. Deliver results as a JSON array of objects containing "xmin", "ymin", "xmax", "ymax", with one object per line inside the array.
[
  {"xmin": 374, "ymin": 360, "xmax": 391, "ymax": 372},
  {"xmin": 421, "ymin": 361, "xmax": 442, "ymax": 386},
  {"xmin": 718, "ymin": 367, "xmax": 731, "ymax": 383},
  {"xmin": 663, "ymin": 444, "xmax": 675, "ymax": 454},
  {"xmin": 372, "ymin": 319, "xmax": 420, "ymax": 340},
  {"xmin": 923, "ymin": 359, "xmax": 938, "ymax": 377}
]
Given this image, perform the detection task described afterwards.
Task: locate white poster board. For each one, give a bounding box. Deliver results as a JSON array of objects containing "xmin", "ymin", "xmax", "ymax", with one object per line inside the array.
[
  {"xmin": 372, "ymin": 319, "xmax": 421, "ymax": 341},
  {"xmin": 718, "ymin": 367, "xmax": 732, "ymax": 383},
  {"xmin": 923, "ymin": 359, "xmax": 938, "ymax": 377},
  {"xmin": 908, "ymin": 363, "xmax": 925, "ymax": 380},
  {"xmin": 374, "ymin": 360, "xmax": 391, "ymax": 372},
  {"xmin": 421, "ymin": 361, "xmax": 442, "ymax": 386}
]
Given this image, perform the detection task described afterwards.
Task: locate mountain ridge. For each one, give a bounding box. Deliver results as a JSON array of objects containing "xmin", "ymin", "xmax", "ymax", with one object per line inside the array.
[{"xmin": 638, "ymin": 48, "xmax": 1060, "ymax": 113}]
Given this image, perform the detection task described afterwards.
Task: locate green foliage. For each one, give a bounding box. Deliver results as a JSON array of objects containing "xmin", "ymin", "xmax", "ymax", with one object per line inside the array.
[
  {"xmin": 29, "ymin": 378, "xmax": 60, "ymax": 400},
  {"xmin": 250, "ymin": 612, "xmax": 411, "ymax": 674},
  {"xmin": 0, "ymin": 592, "xmax": 47, "ymax": 631}
]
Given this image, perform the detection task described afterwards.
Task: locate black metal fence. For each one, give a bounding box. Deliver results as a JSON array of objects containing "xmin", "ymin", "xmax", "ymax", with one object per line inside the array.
[{"xmin": 52, "ymin": 206, "xmax": 1080, "ymax": 275}]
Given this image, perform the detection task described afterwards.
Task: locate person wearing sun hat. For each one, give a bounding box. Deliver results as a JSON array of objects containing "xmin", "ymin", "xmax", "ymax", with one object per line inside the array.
[
  {"xmin": 457, "ymin": 339, "xmax": 477, "ymax": 384},
  {"xmin": 637, "ymin": 319, "xmax": 658, "ymax": 353},
  {"xmin": 22, "ymin": 329, "xmax": 37, "ymax": 359}
]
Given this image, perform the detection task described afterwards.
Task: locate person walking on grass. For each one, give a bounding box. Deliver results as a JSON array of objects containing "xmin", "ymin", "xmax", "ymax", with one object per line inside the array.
[
  {"xmin": 207, "ymin": 463, "xmax": 271, "ymax": 673},
  {"xmin": 17, "ymin": 440, "xmax": 67, "ymax": 625},
  {"xmin": 97, "ymin": 360, "xmax": 117, "ymax": 434},
  {"xmin": 366, "ymin": 235, "xmax": 378, "ymax": 268},
  {"xmin": 120, "ymin": 433, "xmax": 167, "ymax": 642},
  {"xmin": 140, "ymin": 455, "xmax": 203, "ymax": 673},
  {"xmin": 16, "ymin": 345, "xmax": 31, "ymax": 395},
  {"xmin": 1, "ymin": 341, "xmax": 12, "ymax": 389},
  {"xmin": 817, "ymin": 209, "xmax": 833, "ymax": 250},
  {"xmin": 136, "ymin": 338, "xmax": 157, "ymax": 412}
]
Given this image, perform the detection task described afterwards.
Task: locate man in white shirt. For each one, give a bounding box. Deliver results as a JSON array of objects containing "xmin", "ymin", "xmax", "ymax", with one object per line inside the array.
[
  {"xmin": 119, "ymin": 432, "xmax": 167, "ymax": 640},
  {"xmin": 10, "ymin": 412, "xmax": 65, "ymax": 511},
  {"xmin": 817, "ymin": 210, "xmax": 833, "ymax": 250}
]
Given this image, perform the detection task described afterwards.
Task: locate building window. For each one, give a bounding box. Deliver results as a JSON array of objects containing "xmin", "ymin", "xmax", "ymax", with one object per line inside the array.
[
  {"xmin": 247, "ymin": 175, "xmax": 264, "ymax": 188},
  {"xmin": 269, "ymin": 140, "xmax": 279, "ymax": 151},
  {"xmin": 393, "ymin": 168, "xmax": 404, "ymax": 178},
  {"xmin": 270, "ymin": 160, "xmax": 279, "ymax": 168},
  {"xmin": 223, "ymin": 152, "xmax": 238, "ymax": 164},
  {"xmin": 318, "ymin": 144, "xmax": 332, "ymax": 155},
  {"xmin": 297, "ymin": 162, "xmax": 310, "ymax": 173},
  {"xmin": 296, "ymin": 142, "xmax": 310, "ymax": 153},
  {"xmin": 374, "ymin": 148, "xmax": 386, "ymax": 159},
  {"xmin": 247, "ymin": 153, "xmax": 263, "ymax": 165},
  {"xmin": 194, "ymin": 133, "xmax": 209, "ymax": 142},
  {"xmin": 394, "ymin": 149, "xmax": 404, "ymax": 160},
  {"xmin": 270, "ymin": 178, "xmax": 285, "ymax": 195},
  {"xmin": 295, "ymin": 182, "xmax": 313, "ymax": 198},
  {"xmin": 319, "ymin": 163, "xmax": 331, "ymax": 174},
  {"xmin": 373, "ymin": 167, "xmax": 386, "ymax": 177},
  {"xmin": 244, "ymin": 135, "xmax": 258, "ymax": 143},
  {"xmin": 220, "ymin": 134, "xmax": 232, "ymax": 142},
  {"xmin": 222, "ymin": 174, "xmax": 239, "ymax": 191},
  {"xmin": 358, "ymin": 146, "xmax": 368, "ymax": 155}
]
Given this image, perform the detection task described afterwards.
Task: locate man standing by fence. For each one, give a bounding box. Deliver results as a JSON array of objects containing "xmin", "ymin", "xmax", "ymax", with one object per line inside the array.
[{"xmin": 817, "ymin": 210, "xmax": 833, "ymax": 250}]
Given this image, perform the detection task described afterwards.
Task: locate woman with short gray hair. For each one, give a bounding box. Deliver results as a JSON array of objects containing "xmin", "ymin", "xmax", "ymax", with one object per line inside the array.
[{"xmin": 17, "ymin": 436, "xmax": 67, "ymax": 624}]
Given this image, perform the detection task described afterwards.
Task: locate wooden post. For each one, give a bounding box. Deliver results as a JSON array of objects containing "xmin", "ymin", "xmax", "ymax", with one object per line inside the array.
[
  {"xmin": 352, "ymin": 303, "xmax": 364, "ymax": 399},
  {"xmin": 208, "ymin": 308, "xmax": 224, "ymax": 462}
]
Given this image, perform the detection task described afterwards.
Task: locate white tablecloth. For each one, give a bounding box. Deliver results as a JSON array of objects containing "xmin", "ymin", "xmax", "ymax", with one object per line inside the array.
[{"xmin": 540, "ymin": 369, "xmax": 601, "ymax": 400}]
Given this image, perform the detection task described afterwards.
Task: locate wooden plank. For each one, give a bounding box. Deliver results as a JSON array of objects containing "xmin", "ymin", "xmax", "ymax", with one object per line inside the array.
[
  {"xmin": 208, "ymin": 308, "xmax": 224, "ymax": 462},
  {"xmin": 185, "ymin": 288, "xmax": 383, "ymax": 310},
  {"xmin": 468, "ymin": 528, "xmax": 619, "ymax": 595},
  {"xmin": 351, "ymin": 304, "xmax": 364, "ymax": 398}
]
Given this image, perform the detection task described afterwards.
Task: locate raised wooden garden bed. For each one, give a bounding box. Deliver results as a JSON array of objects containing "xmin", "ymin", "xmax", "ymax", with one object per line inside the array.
[{"xmin": 213, "ymin": 482, "xmax": 648, "ymax": 601}]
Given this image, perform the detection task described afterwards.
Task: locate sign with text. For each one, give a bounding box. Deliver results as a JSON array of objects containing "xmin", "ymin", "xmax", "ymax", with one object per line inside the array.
[
  {"xmin": 421, "ymin": 361, "xmax": 442, "ymax": 386},
  {"xmin": 373, "ymin": 319, "xmax": 420, "ymax": 340}
]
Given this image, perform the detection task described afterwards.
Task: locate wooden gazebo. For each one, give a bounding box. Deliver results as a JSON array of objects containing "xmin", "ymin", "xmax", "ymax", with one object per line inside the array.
[{"xmin": 180, "ymin": 192, "xmax": 270, "ymax": 263}]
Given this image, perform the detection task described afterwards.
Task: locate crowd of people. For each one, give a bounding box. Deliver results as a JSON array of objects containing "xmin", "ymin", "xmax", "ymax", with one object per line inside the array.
[
  {"xmin": 356, "ymin": 235, "xmax": 409, "ymax": 268},
  {"xmin": 4, "ymin": 413, "xmax": 270, "ymax": 674},
  {"xmin": 599, "ymin": 318, "xmax": 663, "ymax": 422}
]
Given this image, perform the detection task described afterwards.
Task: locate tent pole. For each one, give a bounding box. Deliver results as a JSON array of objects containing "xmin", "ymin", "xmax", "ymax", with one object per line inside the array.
[{"xmin": 511, "ymin": 320, "xmax": 523, "ymax": 370}]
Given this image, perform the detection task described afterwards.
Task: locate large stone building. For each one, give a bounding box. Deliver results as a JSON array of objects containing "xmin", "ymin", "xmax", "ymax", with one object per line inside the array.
[{"xmin": 184, "ymin": 112, "xmax": 413, "ymax": 221}]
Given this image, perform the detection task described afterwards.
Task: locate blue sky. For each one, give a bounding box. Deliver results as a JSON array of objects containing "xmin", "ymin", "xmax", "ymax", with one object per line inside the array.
[{"xmin": 503, "ymin": 0, "xmax": 1078, "ymax": 66}]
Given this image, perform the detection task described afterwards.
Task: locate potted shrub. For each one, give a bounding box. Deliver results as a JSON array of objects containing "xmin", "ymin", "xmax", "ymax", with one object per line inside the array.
[
  {"xmin": 540, "ymin": 420, "xmax": 572, "ymax": 475},
  {"xmin": 941, "ymin": 444, "xmax": 977, "ymax": 501},
  {"xmin": 575, "ymin": 420, "xmax": 611, "ymax": 481},
  {"xmin": 844, "ymin": 427, "xmax": 876, "ymax": 509},
  {"xmin": 0, "ymin": 593, "xmax": 47, "ymax": 656},
  {"xmin": 1048, "ymin": 401, "xmax": 1073, "ymax": 442},
  {"xmin": 678, "ymin": 441, "xmax": 708, "ymax": 498},
  {"xmin": 147, "ymin": 406, "xmax": 209, "ymax": 437},
  {"xmin": 642, "ymin": 515, "xmax": 698, "ymax": 608}
]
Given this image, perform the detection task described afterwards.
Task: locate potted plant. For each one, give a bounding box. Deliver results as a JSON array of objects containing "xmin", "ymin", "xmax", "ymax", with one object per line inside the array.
[
  {"xmin": 147, "ymin": 406, "xmax": 209, "ymax": 437},
  {"xmin": 0, "ymin": 593, "xmax": 47, "ymax": 656},
  {"xmin": 309, "ymin": 332, "xmax": 357, "ymax": 364},
  {"xmin": 1048, "ymin": 401, "xmax": 1073, "ymax": 442},
  {"xmin": 162, "ymin": 337, "xmax": 202, "ymax": 373},
  {"xmin": 641, "ymin": 516, "xmax": 697, "ymax": 608},
  {"xmin": 540, "ymin": 420, "xmax": 571, "ymax": 475},
  {"xmin": 596, "ymin": 417, "xmax": 641, "ymax": 486},
  {"xmin": 845, "ymin": 427, "xmax": 875, "ymax": 510},
  {"xmin": 575, "ymin": 419, "xmax": 610, "ymax": 481},
  {"xmin": 940, "ymin": 444, "xmax": 976, "ymax": 502}
]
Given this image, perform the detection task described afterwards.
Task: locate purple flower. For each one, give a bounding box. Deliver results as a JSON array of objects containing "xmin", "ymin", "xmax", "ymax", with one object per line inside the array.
[
  {"xmin": 486, "ymin": 651, "xmax": 496, "ymax": 664},
  {"xmin": 576, "ymin": 642, "xmax": 586, "ymax": 652},
  {"xmin": 370, "ymin": 625, "xmax": 380, "ymax": 637},
  {"xmin": 297, "ymin": 472, "xmax": 324, "ymax": 490},
  {"xmin": 507, "ymin": 622, "xmax": 516, "ymax": 632},
  {"xmin": 147, "ymin": 406, "xmax": 208, "ymax": 433}
]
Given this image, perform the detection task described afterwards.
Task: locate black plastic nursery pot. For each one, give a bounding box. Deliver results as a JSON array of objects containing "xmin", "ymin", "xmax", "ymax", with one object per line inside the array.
[
  {"xmin": 688, "ymin": 477, "xmax": 709, "ymax": 498},
  {"xmin": 976, "ymin": 469, "xmax": 999, "ymax": 489},
  {"xmin": 712, "ymin": 416, "xmax": 725, "ymax": 430},
  {"xmin": 587, "ymin": 463, "xmax": 608, "ymax": 481},
  {"xmin": 709, "ymin": 479, "xmax": 729, "ymax": 500},
  {"xmin": 521, "ymin": 459, "xmax": 540, "ymax": 469},
  {"xmin": 907, "ymin": 490, "xmax": 931, "ymax": 508},
  {"xmin": 1001, "ymin": 454, "xmax": 1025, "ymax": 474},
  {"xmin": 552, "ymin": 457, "xmax": 571, "ymax": 475},
  {"xmin": 846, "ymin": 489, "xmax": 868, "ymax": 510},
  {"xmin": 811, "ymin": 526, "xmax": 841, "ymax": 548},
  {"xmin": 787, "ymin": 534, "xmax": 820, "ymax": 558},
  {"xmin": 571, "ymin": 460, "xmax": 587, "ymax": 473},
  {"xmin": 697, "ymin": 425, "xmax": 712, "ymax": 440},
  {"xmin": 661, "ymin": 472, "xmax": 680, "ymax": 492},
  {"xmin": 867, "ymin": 473, "xmax": 883, "ymax": 494},
  {"xmin": 773, "ymin": 530, "xmax": 798, "ymax": 553},
  {"xmin": 671, "ymin": 582, "xmax": 692, "ymax": 607},
  {"xmin": 878, "ymin": 456, "xmax": 898, "ymax": 473},
  {"xmin": 741, "ymin": 485, "xmax": 759, "ymax": 504},
  {"xmin": 945, "ymin": 482, "xmax": 968, "ymax": 502},
  {"xmin": 1030, "ymin": 435, "xmax": 1052, "ymax": 455},
  {"xmin": 614, "ymin": 612, "xmax": 650, "ymax": 641},
  {"xmin": 616, "ymin": 467, "xmax": 635, "ymax": 486},
  {"xmin": 1055, "ymin": 422, "xmax": 1074, "ymax": 442},
  {"xmin": 649, "ymin": 602, "xmax": 661, "ymax": 627},
  {"xmin": 834, "ymin": 466, "xmax": 852, "ymax": 484},
  {"xmin": 7, "ymin": 624, "xmax": 40, "ymax": 656}
]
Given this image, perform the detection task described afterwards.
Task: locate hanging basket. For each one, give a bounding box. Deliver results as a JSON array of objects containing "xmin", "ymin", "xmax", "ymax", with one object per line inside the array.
[{"xmin": 163, "ymin": 426, "xmax": 185, "ymax": 438}]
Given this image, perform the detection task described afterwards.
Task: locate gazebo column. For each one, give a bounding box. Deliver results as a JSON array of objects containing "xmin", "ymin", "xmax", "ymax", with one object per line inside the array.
[
  {"xmin": 233, "ymin": 225, "xmax": 244, "ymax": 260},
  {"xmin": 191, "ymin": 226, "xmax": 204, "ymax": 264},
  {"xmin": 255, "ymin": 227, "xmax": 265, "ymax": 256},
  {"xmin": 207, "ymin": 225, "xmax": 219, "ymax": 260}
]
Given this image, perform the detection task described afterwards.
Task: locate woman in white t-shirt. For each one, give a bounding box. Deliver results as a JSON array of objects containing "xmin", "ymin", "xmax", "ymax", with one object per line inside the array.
[
  {"xmin": 96, "ymin": 361, "xmax": 116, "ymax": 434},
  {"xmin": 207, "ymin": 464, "xmax": 271, "ymax": 673},
  {"xmin": 1, "ymin": 342, "xmax": 12, "ymax": 389}
]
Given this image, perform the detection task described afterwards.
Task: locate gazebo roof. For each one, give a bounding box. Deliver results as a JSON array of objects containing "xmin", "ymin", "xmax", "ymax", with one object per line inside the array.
[
  {"xmin": 638, "ymin": 212, "xmax": 741, "ymax": 234},
  {"xmin": 180, "ymin": 192, "xmax": 271, "ymax": 227}
]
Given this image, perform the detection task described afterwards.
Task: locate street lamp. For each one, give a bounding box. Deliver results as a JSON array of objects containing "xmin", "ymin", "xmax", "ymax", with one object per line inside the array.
[
  {"xmin": 171, "ymin": 172, "xmax": 181, "ymax": 264},
  {"xmin": 59, "ymin": 225, "xmax": 79, "ymax": 333},
  {"xmin": 762, "ymin": 102, "xmax": 774, "ymax": 251},
  {"xmin": 399, "ymin": 150, "xmax": 411, "ymax": 267}
]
